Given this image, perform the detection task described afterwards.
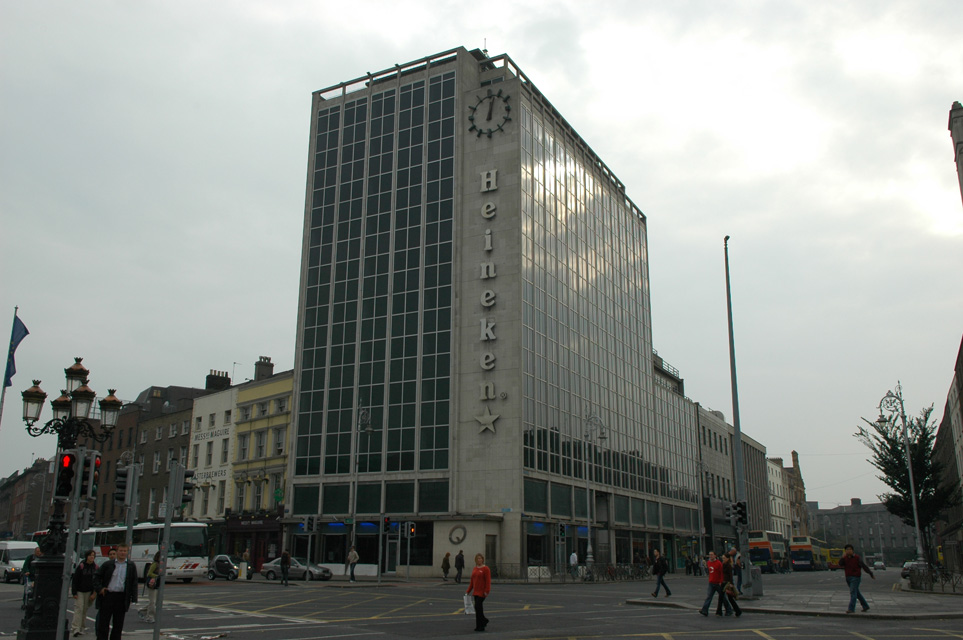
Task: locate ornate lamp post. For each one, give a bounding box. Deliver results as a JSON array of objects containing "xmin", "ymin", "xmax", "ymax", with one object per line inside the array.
[
  {"xmin": 19, "ymin": 358, "xmax": 120, "ymax": 640},
  {"xmin": 583, "ymin": 414, "xmax": 606, "ymax": 568},
  {"xmin": 877, "ymin": 382, "xmax": 925, "ymax": 562}
]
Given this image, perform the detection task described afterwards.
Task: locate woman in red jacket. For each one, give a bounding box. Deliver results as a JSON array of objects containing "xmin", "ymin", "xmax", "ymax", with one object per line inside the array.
[{"xmin": 466, "ymin": 553, "xmax": 491, "ymax": 632}]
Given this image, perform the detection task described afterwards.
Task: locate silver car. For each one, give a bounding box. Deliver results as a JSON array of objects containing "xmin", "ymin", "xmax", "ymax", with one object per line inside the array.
[{"xmin": 260, "ymin": 557, "xmax": 332, "ymax": 581}]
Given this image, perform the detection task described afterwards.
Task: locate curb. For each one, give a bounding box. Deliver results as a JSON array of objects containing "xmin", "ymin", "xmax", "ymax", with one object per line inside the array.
[{"xmin": 625, "ymin": 599, "xmax": 963, "ymax": 620}]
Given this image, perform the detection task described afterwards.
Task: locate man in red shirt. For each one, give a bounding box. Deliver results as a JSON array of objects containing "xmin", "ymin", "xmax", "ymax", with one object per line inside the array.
[
  {"xmin": 699, "ymin": 551, "xmax": 731, "ymax": 616},
  {"xmin": 838, "ymin": 544, "xmax": 874, "ymax": 613}
]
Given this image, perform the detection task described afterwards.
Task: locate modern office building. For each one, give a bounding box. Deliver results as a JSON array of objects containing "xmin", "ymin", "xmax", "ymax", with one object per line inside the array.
[{"xmin": 289, "ymin": 47, "xmax": 701, "ymax": 575}]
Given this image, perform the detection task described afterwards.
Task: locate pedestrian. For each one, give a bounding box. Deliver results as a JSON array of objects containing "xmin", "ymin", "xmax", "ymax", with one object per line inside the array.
[
  {"xmin": 838, "ymin": 544, "xmax": 874, "ymax": 613},
  {"xmin": 717, "ymin": 554, "xmax": 742, "ymax": 617},
  {"xmin": 441, "ymin": 552, "xmax": 451, "ymax": 581},
  {"xmin": 569, "ymin": 550, "xmax": 579, "ymax": 581},
  {"xmin": 71, "ymin": 550, "xmax": 97, "ymax": 636},
  {"xmin": 699, "ymin": 551, "xmax": 731, "ymax": 617},
  {"xmin": 242, "ymin": 548, "xmax": 252, "ymax": 580},
  {"xmin": 466, "ymin": 553, "xmax": 491, "ymax": 632},
  {"xmin": 454, "ymin": 549, "xmax": 465, "ymax": 584},
  {"xmin": 280, "ymin": 551, "xmax": 291, "ymax": 586},
  {"xmin": 93, "ymin": 542, "xmax": 139, "ymax": 640},
  {"xmin": 728, "ymin": 548, "xmax": 743, "ymax": 594},
  {"xmin": 346, "ymin": 546, "xmax": 359, "ymax": 582},
  {"xmin": 22, "ymin": 546, "xmax": 42, "ymax": 585},
  {"xmin": 138, "ymin": 552, "xmax": 161, "ymax": 623},
  {"xmin": 651, "ymin": 548, "xmax": 671, "ymax": 598},
  {"xmin": 685, "ymin": 556, "xmax": 692, "ymax": 576}
]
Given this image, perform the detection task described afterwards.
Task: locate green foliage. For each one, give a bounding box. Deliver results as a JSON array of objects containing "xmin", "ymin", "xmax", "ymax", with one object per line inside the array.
[{"xmin": 856, "ymin": 406, "xmax": 961, "ymax": 559}]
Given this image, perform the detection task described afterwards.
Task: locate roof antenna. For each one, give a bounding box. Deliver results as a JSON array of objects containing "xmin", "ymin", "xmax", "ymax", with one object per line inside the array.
[{"xmin": 483, "ymin": 38, "xmax": 488, "ymax": 57}]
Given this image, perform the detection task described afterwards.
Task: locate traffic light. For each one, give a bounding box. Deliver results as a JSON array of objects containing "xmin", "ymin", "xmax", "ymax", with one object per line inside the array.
[
  {"xmin": 298, "ymin": 516, "xmax": 307, "ymax": 531},
  {"xmin": 114, "ymin": 466, "xmax": 130, "ymax": 505},
  {"xmin": 55, "ymin": 452, "xmax": 79, "ymax": 499},
  {"xmin": 383, "ymin": 516, "xmax": 391, "ymax": 533},
  {"xmin": 735, "ymin": 501, "xmax": 748, "ymax": 525},
  {"xmin": 724, "ymin": 503, "xmax": 735, "ymax": 524},
  {"xmin": 406, "ymin": 522, "xmax": 416, "ymax": 538},
  {"xmin": 84, "ymin": 452, "xmax": 101, "ymax": 500},
  {"xmin": 559, "ymin": 524, "xmax": 566, "ymax": 538},
  {"xmin": 179, "ymin": 469, "xmax": 196, "ymax": 505}
]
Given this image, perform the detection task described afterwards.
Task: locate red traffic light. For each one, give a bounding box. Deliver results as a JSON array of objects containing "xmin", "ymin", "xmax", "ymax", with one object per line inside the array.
[{"xmin": 62, "ymin": 453, "xmax": 77, "ymax": 468}]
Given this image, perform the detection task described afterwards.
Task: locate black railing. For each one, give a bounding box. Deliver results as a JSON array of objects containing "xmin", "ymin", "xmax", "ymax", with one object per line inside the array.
[{"xmin": 488, "ymin": 563, "xmax": 651, "ymax": 583}]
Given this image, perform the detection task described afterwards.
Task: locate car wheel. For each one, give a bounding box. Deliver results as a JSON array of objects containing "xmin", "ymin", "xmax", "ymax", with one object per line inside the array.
[
  {"xmin": 208, "ymin": 570, "xmax": 217, "ymax": 580},
  {"xmin": 265, "ymin": 571, "xmax": 276, "ymax": 580},
  {"xmin": 3, "ymin": 571, "xmax": 9, "ymax": 583},
  {"xmin": 228, "ymin": 572, "xmax": 237, "ymax": 581}
]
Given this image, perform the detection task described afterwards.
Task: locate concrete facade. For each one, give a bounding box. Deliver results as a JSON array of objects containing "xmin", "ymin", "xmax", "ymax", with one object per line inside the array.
[
  {"xmin": 949, "ymin": 101, "xmax": 963, "ymax": 207},
  {"xmin": 188, "ymin": 380, "xmax": 238, "ymax": 522},
  {"xmin": 767, "ymin": 458, "xmax": 791, "ymax": 540}
]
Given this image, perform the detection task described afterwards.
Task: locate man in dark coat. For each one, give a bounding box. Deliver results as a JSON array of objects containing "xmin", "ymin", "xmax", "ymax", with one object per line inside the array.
[
  {"xmin": 454, "ymin": 550, "xmax": 465, "ymax": 584},
  {"xmin": 93, "ymin": 543, "xmax": 139, "ymax": 640}
]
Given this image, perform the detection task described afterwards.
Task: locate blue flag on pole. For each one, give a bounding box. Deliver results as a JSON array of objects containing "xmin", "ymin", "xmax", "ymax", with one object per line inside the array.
[{"xmin": 4, "ymin": 315, "xmax": 29, "ymax": 388}]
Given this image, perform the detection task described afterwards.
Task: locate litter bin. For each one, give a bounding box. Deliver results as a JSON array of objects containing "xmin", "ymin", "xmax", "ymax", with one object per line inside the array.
[{"xmin": 240, "ymin": 562, "xmax": 248, "ymax": 580}]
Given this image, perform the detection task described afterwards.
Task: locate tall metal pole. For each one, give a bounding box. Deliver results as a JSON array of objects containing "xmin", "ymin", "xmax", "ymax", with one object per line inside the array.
[
  {"xmin": 583, "ymin": 414, "xmax": 604, "ymax": 569},
  {"xmin": 153, "ymin": 462, "xmax": 183, "ymax": 640},
  {"xmin": 880, "ymin": 384, "xmax": 925, "ymax": 562},
  {"xmin": 723, "ymin": 236, "xmax": 753, "ymax": 593}
]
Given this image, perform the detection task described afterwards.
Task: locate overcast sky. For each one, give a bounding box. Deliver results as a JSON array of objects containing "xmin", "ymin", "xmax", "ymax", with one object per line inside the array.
[{"xmin": 2, "ymin": 1, "xmax": 961, "ymax": 510}]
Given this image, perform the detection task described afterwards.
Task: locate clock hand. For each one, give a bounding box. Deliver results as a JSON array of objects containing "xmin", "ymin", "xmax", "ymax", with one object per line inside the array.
[{"xmin": 486, "ymin": 98, "xmax": 494, "ymax": 121}]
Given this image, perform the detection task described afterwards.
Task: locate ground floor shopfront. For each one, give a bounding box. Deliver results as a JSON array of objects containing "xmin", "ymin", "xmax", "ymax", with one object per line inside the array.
[
  {"xmin": 283, "ymin": 515, "xmax": 701, "ymax": 578},
  {"xmin": 225, "ymin": 512, "xmax": 283, "ymax": 573}
]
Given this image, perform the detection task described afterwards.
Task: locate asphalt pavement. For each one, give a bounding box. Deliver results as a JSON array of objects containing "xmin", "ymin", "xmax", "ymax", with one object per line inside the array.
[{"xmin": 626, "ymin": 571, "xmax": 963, "ymax": 620}]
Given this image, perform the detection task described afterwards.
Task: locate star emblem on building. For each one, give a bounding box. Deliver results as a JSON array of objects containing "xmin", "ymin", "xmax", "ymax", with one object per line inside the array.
[{"xmin": 474, "ymin": 405, "xmax": 500, "ymax": 433}]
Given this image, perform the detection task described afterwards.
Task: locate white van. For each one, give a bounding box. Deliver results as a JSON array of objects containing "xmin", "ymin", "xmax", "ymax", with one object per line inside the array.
[{"xmin": 0, "ymin": 541, "xmax": 39, "ymax": 583}]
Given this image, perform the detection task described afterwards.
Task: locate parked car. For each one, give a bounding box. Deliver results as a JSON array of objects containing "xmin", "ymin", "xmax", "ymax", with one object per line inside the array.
[
  {"xmin": 208, "ymin": 555, "xmax": 241, "ymax": 581},
  {"xmin": 873, "ymin": 561, "xmax": 886, "ymax": 571},
  {"xmin": 900, "ymin": 561, "xmax": 930, "ymax": 579},
  {"xmin": 260, "ymin": 557, "xmax": 332, "ymax": 581}
]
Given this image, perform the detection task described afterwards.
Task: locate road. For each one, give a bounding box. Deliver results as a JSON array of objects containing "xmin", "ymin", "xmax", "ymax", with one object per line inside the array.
[{"xmin": 3, "ymin": 569, "xmax": 962, "ymax": 639}]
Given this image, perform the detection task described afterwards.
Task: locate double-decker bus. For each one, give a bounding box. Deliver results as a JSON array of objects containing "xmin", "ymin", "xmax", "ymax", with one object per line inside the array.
[
  {"xmin": 789, "ymin": 536, "xmax": 827, "ymax": 571},
  {"xmin": 748, "ymin": 530, "xmax": 788, "ymax": 573},
  {"xmin": 33, "ymin": 522, "xmax": 208, "ymax": 582},
  {"xmin": 826, "ymin": 547, "xmax": 844, "ymax": 570}
]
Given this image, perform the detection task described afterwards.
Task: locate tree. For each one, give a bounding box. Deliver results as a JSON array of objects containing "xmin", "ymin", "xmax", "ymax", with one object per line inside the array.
[{"xmin": 856, "ymin": 406, "xmax": 960, "ymax": 561}]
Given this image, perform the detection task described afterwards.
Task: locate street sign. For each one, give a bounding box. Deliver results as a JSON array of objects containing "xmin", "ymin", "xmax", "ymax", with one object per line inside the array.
[{"xmin": 158, "ymin": 502, "xmax": 167, "ymax": 519}]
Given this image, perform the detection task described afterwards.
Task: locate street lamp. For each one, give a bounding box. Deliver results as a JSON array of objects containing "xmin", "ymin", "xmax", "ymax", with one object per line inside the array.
[
  {"xmin": 20, "ymin": 358, "xmax": 120, "ymax": 640},
  {"xmin": 877, "ymin": 382, "xmax": 925, "ymax": 562},
  {"xmin": 583, "ymin": 414, "xmax": 606, "ymax": 567}
]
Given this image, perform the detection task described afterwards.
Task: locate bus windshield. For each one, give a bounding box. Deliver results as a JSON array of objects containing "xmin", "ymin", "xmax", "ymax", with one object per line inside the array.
[
  {"xmin": 750, "ymin": 547, "xmax": 772, "ymax": 562},
  {"xmin": 170, "ymin": 527, "xmax": 207, "ymax": 558}
]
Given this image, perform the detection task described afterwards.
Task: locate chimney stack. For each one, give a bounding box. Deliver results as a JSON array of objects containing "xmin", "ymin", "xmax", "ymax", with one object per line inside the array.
[
  {"xmin": 254, "ymin": 356, "xmax": 274, "ymax": 381},
  {"xmin": 850, "ymin": 498, "xmax": 862, "ymax": 506},
  {"xmin": 206, "ymin": 369, "xmax": 231, "ymax": 391}
]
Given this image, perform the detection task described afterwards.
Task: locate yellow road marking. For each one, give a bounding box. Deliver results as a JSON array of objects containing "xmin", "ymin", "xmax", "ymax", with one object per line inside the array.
[
  {"xmin": 251, "ymin": 597, "xmax": 318, "ymax": 613},
  {"xmin": 752, "ymin": 631, "xmax": 779, "ymax": 640},
  {"xmin": 847, "ymin": 633, "xmax": 875, "ymax": 640}
]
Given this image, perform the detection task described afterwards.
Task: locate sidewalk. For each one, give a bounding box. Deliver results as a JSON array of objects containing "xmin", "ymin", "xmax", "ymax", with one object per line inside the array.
[{"xmin": 627, "ymin": 580, "xmax": 963, "ymax": 620}]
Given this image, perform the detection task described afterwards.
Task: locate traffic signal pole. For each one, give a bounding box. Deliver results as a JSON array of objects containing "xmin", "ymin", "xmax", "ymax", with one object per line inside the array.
[{"xmin": 55, "ymin": 446, "xmax": 86, "ymax": 640}]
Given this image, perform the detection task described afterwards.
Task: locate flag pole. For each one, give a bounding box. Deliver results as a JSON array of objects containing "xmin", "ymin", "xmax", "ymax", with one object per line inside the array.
[{"xmin": 1, "ymin": 306, "xmax": 26, "ymax": 432}]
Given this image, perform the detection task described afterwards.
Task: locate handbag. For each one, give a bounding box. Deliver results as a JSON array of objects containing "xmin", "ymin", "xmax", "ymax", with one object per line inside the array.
[
  {"xmin": 463, "ymin": 593, "xmax": 475, "ymax": 615},
  {"xmin": 724, "ymin": 582, "xmax": 738, "ymax": 598}
]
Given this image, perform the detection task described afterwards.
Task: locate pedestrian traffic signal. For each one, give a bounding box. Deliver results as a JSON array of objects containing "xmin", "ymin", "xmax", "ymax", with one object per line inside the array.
[
  {"xmin": 734, "ymin": 501, "xmax": 748, "ymax": 525},
  {"xmin": 179, "ymin": 469, "xmax": 196, "ymax": 505},
  {"xmin": 114, "ymin": 465, "xmax": 130, "ymax": 505},
  {"xmin": 55, "ymin": 452, "xmax": 79, "ymax": 498},
  {"xmin": 383, "ymin": 516, "xmax": 391, "ymax": 533},
  {"xmin": 84, "ymin": 452, "xmax": 101, "ymax": 500}
]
